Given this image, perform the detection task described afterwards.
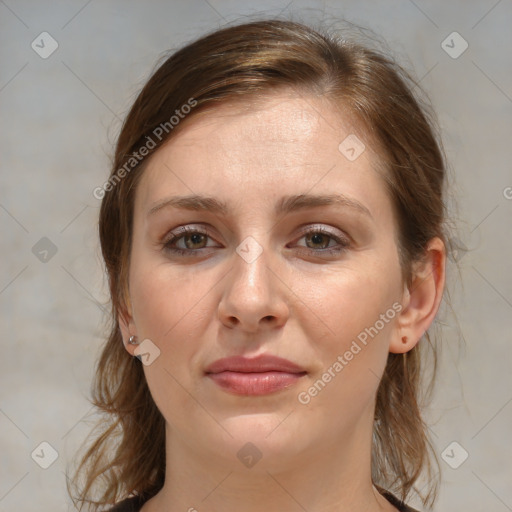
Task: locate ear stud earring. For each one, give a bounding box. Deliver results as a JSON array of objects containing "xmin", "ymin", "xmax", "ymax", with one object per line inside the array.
[{"xmin": 128, "ymin": 335, "xmax": 140, "ymax": 345}]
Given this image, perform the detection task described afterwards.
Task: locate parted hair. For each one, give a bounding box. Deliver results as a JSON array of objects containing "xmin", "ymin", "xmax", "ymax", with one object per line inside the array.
[{"xmin": 69, "ymin": 17, "xmax": 448, "ymax": 511}]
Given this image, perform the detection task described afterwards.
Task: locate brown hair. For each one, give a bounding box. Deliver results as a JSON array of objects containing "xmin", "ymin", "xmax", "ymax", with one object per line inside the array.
[{"xmin": 69, "ymin": 17, "xmax": 448, "ymax": 510}]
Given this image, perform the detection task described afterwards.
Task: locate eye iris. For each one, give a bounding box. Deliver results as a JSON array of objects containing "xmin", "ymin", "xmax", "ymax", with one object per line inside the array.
[
  {"xmin": 185, "ymin": 233, "xmax": 206, "ymax": 249},
  {"xmin": 306, "ymin": 232, "xmax": 329, "ymax": 249}
]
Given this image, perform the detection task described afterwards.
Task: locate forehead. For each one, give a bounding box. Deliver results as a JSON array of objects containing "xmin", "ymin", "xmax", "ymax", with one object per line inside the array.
[
  {"xmin": 134, "ymin": 90, "xmax": 389, "ymax": 218},
  {"xmin": 166, "ymin": 91, "xmax": 361, "ymax": 151}
]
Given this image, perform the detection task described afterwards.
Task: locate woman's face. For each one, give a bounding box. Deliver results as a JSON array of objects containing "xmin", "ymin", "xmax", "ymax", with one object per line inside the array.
[{"xmin": 122, "ymin": 91, "xmax": 408, "ymax": 471}]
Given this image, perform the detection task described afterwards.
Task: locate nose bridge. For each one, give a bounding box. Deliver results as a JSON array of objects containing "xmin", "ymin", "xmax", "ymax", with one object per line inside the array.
[
  {"xmin": 233, "ymin": 234, "xmax": 274, "ymax": 300},
  {"xmin": 228, "ymin": 202, "xmax": 275, "ymax": 285}
]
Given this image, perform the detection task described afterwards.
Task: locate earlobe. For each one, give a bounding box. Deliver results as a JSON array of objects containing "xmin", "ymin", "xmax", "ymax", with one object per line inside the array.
[{"xmin": 390, "ymin": 237, "xmax": 446, "ymax": 354}]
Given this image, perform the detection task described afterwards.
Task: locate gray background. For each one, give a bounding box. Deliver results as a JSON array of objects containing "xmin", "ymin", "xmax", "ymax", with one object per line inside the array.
[{"xmin": 1, "ymin": 1, "xmax": 511, "ymax": 511}]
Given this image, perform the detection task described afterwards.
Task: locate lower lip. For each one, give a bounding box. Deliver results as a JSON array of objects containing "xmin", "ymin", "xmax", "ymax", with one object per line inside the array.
[{"xmin": 207, "ymin": 371, "xmax": 306, "ymax": 396}]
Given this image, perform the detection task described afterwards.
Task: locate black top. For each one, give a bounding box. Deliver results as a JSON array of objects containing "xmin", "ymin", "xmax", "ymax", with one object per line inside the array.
[
  {"xmin": 107, "ymin": 490, "xmax": 420, "ymax": 511},
  {"xmin": 108, "ymin": 493, "xmax": 147, "ymax": 512}
]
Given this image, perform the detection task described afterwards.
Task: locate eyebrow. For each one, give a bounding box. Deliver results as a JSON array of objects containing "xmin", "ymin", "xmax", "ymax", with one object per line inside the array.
[{"xmin": 147, "ymin": 193, "xmax": 372, "ymax": 219}]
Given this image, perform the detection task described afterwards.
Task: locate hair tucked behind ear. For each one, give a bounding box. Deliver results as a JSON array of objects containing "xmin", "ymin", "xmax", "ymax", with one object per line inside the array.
[{"xmin": 68, "ymin": 16, "xmax": 449, "ymax": 510}]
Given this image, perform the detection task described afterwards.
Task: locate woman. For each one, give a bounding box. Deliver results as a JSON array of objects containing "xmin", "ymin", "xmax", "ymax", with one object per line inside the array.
[{"xmin": 70, "ymin": 18, "xmax": 448, "ymax": 512}]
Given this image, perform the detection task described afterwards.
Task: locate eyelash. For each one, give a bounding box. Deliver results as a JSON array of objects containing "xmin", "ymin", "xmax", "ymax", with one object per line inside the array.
[{"xmin": 162, "ymin": 225, "xmax": 350, "ymax": 257}]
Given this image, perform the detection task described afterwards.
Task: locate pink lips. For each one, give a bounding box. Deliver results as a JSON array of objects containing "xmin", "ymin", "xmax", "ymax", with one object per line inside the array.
[{"xmin": 205, "ymin": 355, "xmax": 307, "ymax": 396}]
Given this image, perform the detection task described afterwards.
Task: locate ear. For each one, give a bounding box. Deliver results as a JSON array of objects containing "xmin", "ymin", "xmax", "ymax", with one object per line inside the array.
[
  {"xmin": 390, "ymin": 237, "xmax": 446, "ymax": 354},
  {"xmin": 118, "ymin": 295, "xmax": 139, "ymax": 356}
]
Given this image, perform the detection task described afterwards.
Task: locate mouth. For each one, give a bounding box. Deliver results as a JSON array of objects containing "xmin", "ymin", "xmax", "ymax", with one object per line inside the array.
[{"xmin": 205, "ymin": 355, "xmax": 307, "ymax": 396}]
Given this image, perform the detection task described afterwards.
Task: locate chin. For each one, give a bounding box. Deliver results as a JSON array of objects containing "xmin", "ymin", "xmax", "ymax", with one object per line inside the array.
[{"xmin": 218, "ymin": 413, "xmax": 309, "ymax": 460}]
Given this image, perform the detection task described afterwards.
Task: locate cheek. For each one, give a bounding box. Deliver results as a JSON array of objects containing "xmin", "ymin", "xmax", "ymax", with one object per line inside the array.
[
  {"xmin": 128, "ymin": 261, "xmax": 214, "ymax": 413},
  {"xmin": 130, "ymin": 253, "xmax": 201, "ymax": 336},
  {"xmin": 293, "ymin": 259, "xmax": 401, "ymax": 408},
  {"xmin": 129, "ymin": 255, "xmax": 218, "ymax": 375},
  {"xmin": 292, "ymin": 258, "xmax": 401, "ymax": 349}
]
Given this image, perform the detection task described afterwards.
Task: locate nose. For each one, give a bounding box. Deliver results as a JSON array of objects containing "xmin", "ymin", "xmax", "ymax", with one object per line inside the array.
[{"xmin": 217, "ymin": 240, "xmax": 290, "ymax": 333}]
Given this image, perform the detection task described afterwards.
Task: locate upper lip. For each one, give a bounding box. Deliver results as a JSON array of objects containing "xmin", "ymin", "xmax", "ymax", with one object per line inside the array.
[{"xmin": 205, "ymin": 355, "xmax": 306, "ymax": 374}]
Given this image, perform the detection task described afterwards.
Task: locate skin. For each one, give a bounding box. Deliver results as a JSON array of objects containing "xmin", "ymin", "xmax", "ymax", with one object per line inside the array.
[{"xmin": 119, "ymin": 90, "xmax": 446, "ymax": 512}]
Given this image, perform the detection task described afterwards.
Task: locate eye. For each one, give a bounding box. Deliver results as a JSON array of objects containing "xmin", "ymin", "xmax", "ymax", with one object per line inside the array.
[
  {"xmin": 292, "ymin": 226, "xmax": 350, "ymax": 256},
  {"xmin": 163, "ymin": 226, "xmax": 218, "ymax": 256},
  {"xmin": 162, "ymin": 225, "xmax": 350, "ymax": 257}
]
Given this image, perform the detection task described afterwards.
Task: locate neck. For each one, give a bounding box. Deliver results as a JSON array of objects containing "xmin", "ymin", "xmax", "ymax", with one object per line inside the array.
[{"xmin": 143, "ymin": 415, "xmax": 396, "ymax": 512}]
